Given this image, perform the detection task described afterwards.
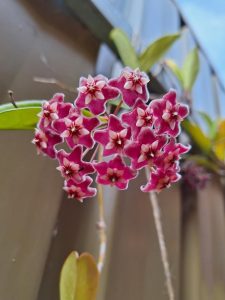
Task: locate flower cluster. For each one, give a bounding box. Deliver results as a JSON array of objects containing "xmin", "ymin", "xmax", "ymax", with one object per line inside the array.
[{"xmin": 33, "ymin": 67, "xmax": 190, "ymax": 202}]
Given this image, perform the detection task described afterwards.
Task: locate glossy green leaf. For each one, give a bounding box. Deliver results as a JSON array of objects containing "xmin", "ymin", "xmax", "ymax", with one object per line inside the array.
[
  {"xmin": 60, "ymin": 252, "xmax": 78, "ymax": 300},
  {"xmin": 182, "ymin": 119, "xmax": 211, "ymax": 154},
  {"xmin": 60, "ymin": 252, "xmax": 99, "ymax": 300},
  {"xmin": 164, "ymin": 59, "xmax": 184, "ymax": 86},
  {"xmin": 0, "ymin": 100, "xmax": 43, "ymax": 130},
  {"xmin": 110, "ymin": 28, "xmax": 139, "ymax": 68},
  {"xmin": 182, "ymin": 48, "xmax": 199, "ymax": 91},
  {"xmin": 139, "ymin": 33, "xmax": 180, "ymax": 71}
]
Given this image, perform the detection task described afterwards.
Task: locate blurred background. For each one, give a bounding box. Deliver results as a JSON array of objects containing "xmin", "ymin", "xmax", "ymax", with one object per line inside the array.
[{"xmin": 0, "ymin": 1, "xmax": 224, "ymax": 300}]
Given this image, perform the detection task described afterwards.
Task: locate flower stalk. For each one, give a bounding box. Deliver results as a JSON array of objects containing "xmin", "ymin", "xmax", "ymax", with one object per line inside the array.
[
  {"xmin": 149, "ymin": 189, "xmax": 175, "ymax": 300},
  {"xmin": 96, "ymin": 147, "xmax": 107, "ymax": 273}
]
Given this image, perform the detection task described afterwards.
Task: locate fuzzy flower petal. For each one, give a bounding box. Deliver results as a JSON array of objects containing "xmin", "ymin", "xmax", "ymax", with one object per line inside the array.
[
  {"xmin": 93, "ymin": 155, "xmax": 137, "ymax": 190},
  {"xmin": 32, "ymin": 128, "xmax": 62, "ymax": 158},
  {"xmin": 53, "ymin": 114, "xmax": 99, "ymax": 149},
  {"xmin": 141, "ymin": 167, "xmax": 180, "ymax": 192},
  {"xmin": 56, "ymin": 146, "xmax": 94, "ymax": 182},
  {"xmin": 125, "ymin": 127, "xmax": 167, "ymax": 169},
  {"xmin": 109, "ymin": 68, "xmax": 149, "ymax": 107},
  {"xmin": 122, "ymin": 99, "xmax": 154, "ymax": 138},
  {"xmin": 64, "ymin": 177, "xmax": 97, "ymax": 202},
  {"xmin": 151, "ymin": 89, "xmax": 189, "ymax": 137},
  {"xmin": 75, "ymin": 75, "xmax": 120, "ymax": 115},
  {"xmin": 94, "ymin": 115, "xmax": 131, "ymax": 156}
]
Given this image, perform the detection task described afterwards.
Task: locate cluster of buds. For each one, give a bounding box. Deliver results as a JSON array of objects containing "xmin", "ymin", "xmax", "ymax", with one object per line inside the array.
[{"xmin": 32, "ymin": 67, "xmax": 190, "ymax": 202}]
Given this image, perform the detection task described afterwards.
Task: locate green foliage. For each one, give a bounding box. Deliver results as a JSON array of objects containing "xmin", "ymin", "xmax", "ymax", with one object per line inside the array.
[
  {"xmin": 182, "ymin": 119, "xmax": 211, "ymax": 154},
  {"xmin": 139, "ymin": 34, "xmax": 180, "ymax": 71},
  {"xmin": 0, "ymin": 100, "xmax": 43, "ymax": 130},
  {"xmin": 187, "ymin": 155, "xmax": 218, "ymax": 172},
  {"xmin": 110, "ymin": 28, "xmax": 180, "ymax": 71},
  {"xmin": 110, "ymin": 28, "xmax": 139, "ymax": 69},
  {"xmin": 182, "ymin": 48, "xmax": 199, "ymax": 91},
  {"xmin": 165, "ymin": 59, "xmax": 184, "ymax": 86},
  {"xmin": 60, "ymin": 252, "xmax": 99, "ymax": 300},
  {"xmin": 165, "ymin": 48, "xmax": 199, "ymax": 92}
]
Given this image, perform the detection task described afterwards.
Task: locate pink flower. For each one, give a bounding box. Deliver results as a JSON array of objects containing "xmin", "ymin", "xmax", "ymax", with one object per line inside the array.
[
  {"xmin": 125, "ymin": 127, "xmax": 167, "ymax": 169},
  {"xmin": 122, "ymin": 99, "xmax": 154, "ymax": 138},
  {"xmin": 64, "ymin": 177, "xmax": 97, "ymax": 202},
  {"xmin": 32, "ymin": 128, "xmax": 62, "ymax": 158},
  {"xmin": 151, "ymin": 89, "xmax": 189, "ymax": 137},
  {"xmin": 157, "ymin": 139, "xmax": 190, "ymax": 169},
  {"xmin": 75, "ymin": 75, "xmax": 120, "ymax": 115},
  {"xmin": 38, "ymin": 93, "xmax": 73, "ymax": 128},
  {"xmin": 141, "ymin": 167, "xmax": 180, "ymax": 192},
  {"xmin": 56, "ymin": 146, "xmax": 94, "ymax": 182},
  {"xmin": 53, "ymin": 114, "xmax": 99, "ymax": 149},
  {"xmin": 94, "ymin": 115, "xmax": 131, "ymax": 156},
  {"xmin": 93, "ymin": 155, "xmax": 137, "ymax": 189},
  {"xmin": 109, "ymin": 68, "xmax": 149, "ymax": 107}
]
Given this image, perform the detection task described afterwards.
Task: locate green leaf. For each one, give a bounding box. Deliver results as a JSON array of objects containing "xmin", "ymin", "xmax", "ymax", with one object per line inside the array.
[
  {"xmin": 182, "ymin": 119, "xmax": 211, "ymax": 154},
  {"xmin": 0, "ymin": 100, "xmax": 43, "ymax": 130},
  {"xmin": 108, "ymin": 99, "xmax": 129, "ymax": 110},
  {"xmin": 60, "ymin": 252, "xmax": 78, "ymax": 300},
  {"xmin": 75, "ymin": 253, "xmax": 99, "ymax": 300},
  {"xmin": 164, "ymin": 59, "xmax": 184, "ymax": 86},
  {"xmin": 182, "ymin": 48, "xmax": 199, "ymax": 91},
  {"xmin": 139, "ymin": 33, "xmax": 180, "ymax": 71},
  {"xmin": 213, "ymin": 119, "xmax": 225, "ymax": 161},
  {"xmin": 197, "ymin": 111, "xmax": 214, "ymax": 129},
  {"xmin": 110, "ymin": 28, "xmax": 139, "ymax": 68},
  {"xmin": 187, "ymin": 155, "xmax": 218, "ymax": 172},
  {"xmin": 60, "ymin": 252, "xmax": 99, "ymax": 300}
]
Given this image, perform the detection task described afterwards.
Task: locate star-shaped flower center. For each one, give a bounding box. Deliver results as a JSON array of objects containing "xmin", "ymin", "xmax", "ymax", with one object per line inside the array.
[
  {"xmin": 123, "ymin": 68, "xmax": 149, "ymax": 93},
  {"xmin": 57, "ymin": 158, "xmax": 80, "ymax": 180},
  {"xmin": 64, "ymin": 186, "xmax": 85, "ymax": 200},
  {"xmin": 41, "ymin": 102, "xmax": 59, "ymax": 126},
  {"xmin": 32, "ymin": 130, "xmax": 48, "ymax": 151},
  {"xmin": 106, "ymin": 129, "xmax": 128, "ymax": 151},
  {"xmin": 136, "ymin": 108, "xmax": 153, "ymax": 127},
  {"xmin": 78, "ymin": 75, "xmax": 106, "ymax": 104},
  {"xmin": 138, "ymin": 141, "xmax": 160, "ymax": 163},
  {"xmin": 106, "ymin": 168, "xmax": 124, "ymax": 184},
  {"xmin": 62, "ymin": 117, "xmax": 89, "ymax": 141},
  {"xmin": 162, "ymin": 101, "xmax": 182, "ymax": 129}
]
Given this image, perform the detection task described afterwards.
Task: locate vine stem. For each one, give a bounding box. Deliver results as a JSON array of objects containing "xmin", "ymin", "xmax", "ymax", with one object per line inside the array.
[
  {"xmin": 96, "ymin": 147, "xmax": 107, "ymax": 273},
  {"xmin": 146, "ymin": 170, "xmax": 175, "ymax": 300}
]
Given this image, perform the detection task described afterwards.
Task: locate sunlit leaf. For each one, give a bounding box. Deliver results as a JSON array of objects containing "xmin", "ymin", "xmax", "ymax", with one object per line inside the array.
[
  {"xmin": 164, "ymin": 59, "xmax": 184, "ymax": 86},
  {"xmin": 60, "ymin": 252, "xmax": 78, "ymax": 300},
  {"xmin": 213, "ymin": 119, "xmax": 225, "ymax": 161},
  {"xmin": 75, "ymin": 253, "xmax": 99, "ymax": 300},
  {"xmin": 60, "ymin": 252, "xmax": 99, "ymax": 300},
  {"xmin": 182, "ymin": 119, "xmax": 211, "ymax": 154},
  {"xmin": 182, "ymin": 48, "xmax": 199, "ymax": 91},
  {"xmin": 139, "ymin": 33, "xmax": 180, "ymax": 71},
  {"xmin": 0, "ymin": 100, "xmax": 43, "ymax": 130},
  {"xmin": 110, "ymin": 28, "xmax": 139, "ymax": 68}
]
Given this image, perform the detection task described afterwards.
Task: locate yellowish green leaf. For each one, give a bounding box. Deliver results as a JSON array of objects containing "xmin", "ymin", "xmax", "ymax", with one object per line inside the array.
[
  {"xmin": 182, "ymin": 48, "xmax": 199, "ymax": 91},
  {"xmin": 164, "ymin": 59, "xmax": 184, "ymax": 86},
  {"xmin": 110, "ymin": 28, "xmax": 139, "ymax": 68},
  {"xmin": 182, "ymin": 119, "xmax": 211, "ymax": 154},
  {"xmin": 60, "ymin": 252, "xmax": 99, "ymax": 300},
  {"xmin": 60, "ymin": 252, "xmax": 78, "ymax": 300},
  {"xmin": 213, "ymin": 119, "xmax": 225, "ymax": 161},
  {"xmin": 139, "ymin": 33, "xmax": 180, "ymax": 71},
  {"xmin": 0, "ymin": 100, "xmax": 43, "ymax": 130}
]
